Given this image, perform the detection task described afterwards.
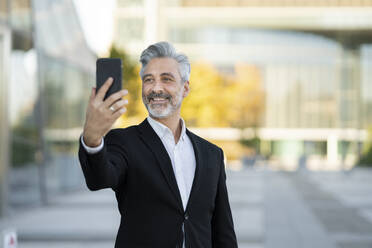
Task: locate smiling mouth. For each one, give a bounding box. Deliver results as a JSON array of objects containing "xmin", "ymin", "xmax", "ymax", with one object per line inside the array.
[{"xmin": 149, "ymin": 97, "xmax": 169, "ymax": 104}]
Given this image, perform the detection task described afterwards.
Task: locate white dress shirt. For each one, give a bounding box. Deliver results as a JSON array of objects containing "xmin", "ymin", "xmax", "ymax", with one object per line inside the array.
[
  {"xmin": 81, "ymin": 135, "xmax": 104, "ymax": 154},
  {"xmin": 81, "ymin": 117, "xmax": 196, "ymax": 247},
  {"xmin": 146, "ymin": 116, "xmax": 196, "ymax": 211}
]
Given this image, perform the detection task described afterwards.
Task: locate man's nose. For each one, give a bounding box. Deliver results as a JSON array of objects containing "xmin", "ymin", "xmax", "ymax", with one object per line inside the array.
[{"xmin": 152, "ymin": 78, "xmax": 163, "ymax": 92}]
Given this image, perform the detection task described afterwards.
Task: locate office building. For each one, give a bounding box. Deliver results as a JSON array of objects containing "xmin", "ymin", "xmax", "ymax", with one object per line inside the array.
[{"xmin": 114, "ymin": 0, "xmax": 372, "ymax": 168}]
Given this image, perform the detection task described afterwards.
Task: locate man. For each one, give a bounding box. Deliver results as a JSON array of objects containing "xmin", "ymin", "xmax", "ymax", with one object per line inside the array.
[{"xmin": 79, "ymin": 41, "xmax": 238, "ymax": 248}]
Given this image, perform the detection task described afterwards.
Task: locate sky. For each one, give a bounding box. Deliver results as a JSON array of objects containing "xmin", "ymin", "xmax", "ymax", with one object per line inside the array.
[{"xmin": 73, "ymin": 0, "xmax": 116, "ymax": 55}]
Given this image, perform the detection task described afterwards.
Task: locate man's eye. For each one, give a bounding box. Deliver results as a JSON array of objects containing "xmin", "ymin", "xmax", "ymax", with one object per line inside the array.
[
  {"xmin": 163, "ymin": 77, "xmax": 172, "ymax": 82},
  {"xmin": 144, "ymin": 78, "xmax": 153, "ymax": 82}
]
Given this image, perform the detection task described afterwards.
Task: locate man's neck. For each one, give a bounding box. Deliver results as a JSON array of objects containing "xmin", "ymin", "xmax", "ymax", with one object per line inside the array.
[{"xmin": 151, "ymin": 113, "xmax": 182, "ymax": 143}]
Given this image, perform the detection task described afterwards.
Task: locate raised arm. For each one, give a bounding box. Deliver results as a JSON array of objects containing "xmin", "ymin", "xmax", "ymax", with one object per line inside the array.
[{"xmin": 78, "ymin": 77, "xmax": 129, "ymax": 191}]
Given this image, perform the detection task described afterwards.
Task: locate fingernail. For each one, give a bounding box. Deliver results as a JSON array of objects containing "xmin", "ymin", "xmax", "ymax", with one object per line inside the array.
[
  {"xmin": 120, "ymin": 108, "xmax": 126, "ymax": 114},
  {"xmin": 109, "ymin": 77, "xmax": 113, "ymax": 82},
  {"xmin": 124, "ymin": 99, "xmax": 128, "ymax": 104},
  {"xmin": 123, "ymin": 89, "xmax": 128, "ymax": 94}
]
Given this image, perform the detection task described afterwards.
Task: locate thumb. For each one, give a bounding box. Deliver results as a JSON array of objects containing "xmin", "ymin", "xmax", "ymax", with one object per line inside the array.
[{"xmin": 90, "ymin": 87, "xmax": 96, "ymax": 100}]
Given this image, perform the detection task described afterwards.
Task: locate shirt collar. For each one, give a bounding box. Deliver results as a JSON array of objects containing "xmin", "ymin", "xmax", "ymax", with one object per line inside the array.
[{"xmin": 147, "ymin": 116, "xmax": 187, "ymax": 142}]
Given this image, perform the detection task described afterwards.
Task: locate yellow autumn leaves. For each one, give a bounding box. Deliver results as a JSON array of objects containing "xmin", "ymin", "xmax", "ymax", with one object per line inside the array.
[
  {"xmin": 182, "ymin": 62, "xmax": 265, "ymax": 129},
  {"xmin": 110, "ymin": 45, "xmax": 264, "ymax": 130}
]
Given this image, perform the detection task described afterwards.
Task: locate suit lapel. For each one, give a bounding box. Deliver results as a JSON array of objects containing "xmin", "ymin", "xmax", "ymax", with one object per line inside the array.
[
  {"xmin": 137, "ymin": 119, "xmax": 183, "ymax": 211},
  {"xmin": 185, "ymin": 129, "xmax": 204, "ymax": 212}
]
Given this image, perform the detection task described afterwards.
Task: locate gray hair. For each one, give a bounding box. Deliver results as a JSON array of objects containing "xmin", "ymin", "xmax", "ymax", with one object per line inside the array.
[{"xmin": 139, "ymin": 41, "xmax": 190, "ymax": 83}]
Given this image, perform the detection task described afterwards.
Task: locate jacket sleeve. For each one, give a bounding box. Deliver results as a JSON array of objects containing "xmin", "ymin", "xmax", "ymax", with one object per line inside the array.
[
  {"xmin": 211, "ymin": 148, "xmax": 238, "ymax": 247},
  {"xmin": 78, "ymin": 130, "xmax": 128, "ymax": 192}
]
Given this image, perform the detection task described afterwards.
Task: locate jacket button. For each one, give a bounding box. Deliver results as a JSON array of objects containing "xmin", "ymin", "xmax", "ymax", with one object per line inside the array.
[{"xmin": 184, "ymin": 213, "xmax": 189, "ymax": 220}]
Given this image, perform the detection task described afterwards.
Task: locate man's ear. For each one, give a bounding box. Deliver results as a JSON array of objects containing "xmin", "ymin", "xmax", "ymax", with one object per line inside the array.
[{"xmin": 183, "ymin": 81, "xmax": 190, "ymax": 98}]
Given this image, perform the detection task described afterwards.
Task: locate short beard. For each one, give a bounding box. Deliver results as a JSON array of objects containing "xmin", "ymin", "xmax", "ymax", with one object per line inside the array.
[{"xmin": 143, "ymin": 90, "xmax": 183, "ymax": 119}]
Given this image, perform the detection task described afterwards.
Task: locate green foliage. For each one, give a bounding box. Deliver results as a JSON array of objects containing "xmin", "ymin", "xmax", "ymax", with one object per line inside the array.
[
  {"xmin": 358, "ymin": 127, "xmax": 372, "ymax": 166},
  {"xmin": 239, "ymin": 136, "xmax": 260, "ymax": 153},
  {"xmin": 182, "ymin": 62, "xmax": 228, "ymax": 127},
  {"xmin": 181, "ymin": 62, "xmax": 265, "ymax": 128},
  {"xmin": 11, "ymin": 125, "xmax": 39, "ymax": 167},
  {"xmin": 359, "ymin": 146, "xmax": 372, "ymax": 166},
  {"xmin": 109, "ymin": 45, "xmax": 142, "ymax": 117},
  {"xmin": 225, "ymin": 64, "xmax": 265, "ymax": 129}
]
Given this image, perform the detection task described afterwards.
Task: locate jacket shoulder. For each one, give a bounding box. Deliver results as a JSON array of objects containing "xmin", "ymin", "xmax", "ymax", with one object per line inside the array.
[
  {"xmin": 187, "ymin": 129, "xmax": 222, "ymax": 154},
  {"xmin": 104, "ymin": 125, "xmax": 138, "ymax": 143}
]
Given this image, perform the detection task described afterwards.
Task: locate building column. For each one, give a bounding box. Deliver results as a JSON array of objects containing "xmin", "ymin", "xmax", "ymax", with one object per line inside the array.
[
  {"xmin": 0, "ymin": 25, "xmax": 11, "ymax": 217},
  {"xmin": 327, "ymin": 134, "xmax": 338, "ymax": 165},
  {"xmin": 338, "ymin": 41, "xmax": 363, "ymax": 163},
  {"xmin": 144, "ymin": 0, "xmax": 159, "ymax": 45}
]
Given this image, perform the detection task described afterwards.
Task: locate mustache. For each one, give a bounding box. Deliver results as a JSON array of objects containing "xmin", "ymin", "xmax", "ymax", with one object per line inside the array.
[{"xmin": 146, "ymin": 92, "xmax": 172, "ymax": 102}]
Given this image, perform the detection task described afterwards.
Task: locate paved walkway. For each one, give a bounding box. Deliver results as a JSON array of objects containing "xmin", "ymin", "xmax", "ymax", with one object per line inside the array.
[{"xmin": 1, "ymin": 167, "xmax": 372, "ymax": 248}]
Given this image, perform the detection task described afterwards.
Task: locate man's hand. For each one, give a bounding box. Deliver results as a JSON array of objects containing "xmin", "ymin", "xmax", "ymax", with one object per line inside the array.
[{"xmin": 82, "ymin": 77, "xmax": 128, "ymax": 147}]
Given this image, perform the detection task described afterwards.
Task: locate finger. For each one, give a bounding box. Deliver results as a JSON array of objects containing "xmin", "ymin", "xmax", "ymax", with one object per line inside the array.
[
  {"xmin": 96, "ymin": 77, "xmax": 113, "ymax": 101},
  {"xmin": 107, "ymin": 99, "xmax": 128, "ymax": 115},
  {"xmin": 110, "ymin": 99, "xmax": 128, "ymax": 112},
  {"xmin": 89, "ymin": 87, "xmax": 96, "ymax": 101},
  {"xmin": 112, "ymin": 107, "xmax": 127, "ymax": 119},
  {"xmin": 104, "ymin": 89, "xmax": 128, "ymax": 108}
]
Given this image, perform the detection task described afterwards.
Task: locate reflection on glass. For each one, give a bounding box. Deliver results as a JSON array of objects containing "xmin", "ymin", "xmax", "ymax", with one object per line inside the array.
[
  {"xmin": 42, "ymin": 55, "xmax": 91, "ymax": 130},
  {"xmin": 9, "ymin": 50, "xmax": 39, "ymax": 167},
  {"xmin": 7, "ymin": 0, "xmax": 95, "ymax": 208}
]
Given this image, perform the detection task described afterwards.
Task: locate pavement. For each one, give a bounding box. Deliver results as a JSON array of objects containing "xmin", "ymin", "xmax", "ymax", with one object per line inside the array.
[{"xmin": 1, "ymin": 166, "xmax": 372, "ymax": 248}]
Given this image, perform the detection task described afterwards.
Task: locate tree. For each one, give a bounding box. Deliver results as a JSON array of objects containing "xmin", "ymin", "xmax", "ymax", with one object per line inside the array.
[
  {"xmin": 359, "ymin": 126, "xmax": 372, "ymax": 166},
  {"xmin": 106, "ymin": 51, "xmax": 265, "ymax": 134},
  {"xmin": 108, "ymin": 46, "xmax": 147, "ymax": 127},
  {"xmin": 226, "ymin": 64, "xmax": 265, "ymax": 129},
  {"xmin": 181, "ymin": 62, "xmax": 229, "ymax": 127},
  {"xmin": 225, "ymin": 64, "xmax": 265, "ymax": 154}
]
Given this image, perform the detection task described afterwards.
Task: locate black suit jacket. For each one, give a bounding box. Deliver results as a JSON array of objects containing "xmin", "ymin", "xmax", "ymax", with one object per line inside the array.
[{"xmin": 78, "ymin": 119, "xmax": 238, "ymax": 248}]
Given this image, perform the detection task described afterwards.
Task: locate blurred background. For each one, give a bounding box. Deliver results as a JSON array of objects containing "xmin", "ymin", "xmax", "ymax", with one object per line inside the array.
[{"xmin": 1, "ymin": 0, "xmax": 372, "ymax": 247}]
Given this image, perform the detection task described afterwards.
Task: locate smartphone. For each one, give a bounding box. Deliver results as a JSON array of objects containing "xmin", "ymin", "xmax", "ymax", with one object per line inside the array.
[{"xmin": 96, "ymin": 58, "xmax": 122, "ymax": 100}]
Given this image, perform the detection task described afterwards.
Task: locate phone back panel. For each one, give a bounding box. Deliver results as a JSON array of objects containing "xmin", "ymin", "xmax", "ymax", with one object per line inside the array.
[{"xmin": 96, "ymin": 58, "xmax": 122, "ymax": 100}]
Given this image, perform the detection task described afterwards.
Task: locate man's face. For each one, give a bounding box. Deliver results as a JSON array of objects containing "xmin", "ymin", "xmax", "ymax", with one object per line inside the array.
[{"xmin": 142, "ymin": 57, "xmax": 189, "ymax": 119}]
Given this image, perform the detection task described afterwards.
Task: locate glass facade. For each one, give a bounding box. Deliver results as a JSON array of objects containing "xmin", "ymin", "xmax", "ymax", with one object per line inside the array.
[
  {"xmin": 264, "ymin": 62, "xmax": 338, "ymax": 129},
  {"xmin": 0, "ymin": 0, "xmax": 96, "ymax": 210},
  {"xmin": 361, "ymin": 45, "xmax": 372, "ymax": 128}
]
